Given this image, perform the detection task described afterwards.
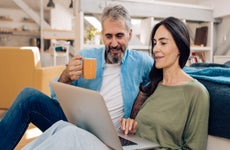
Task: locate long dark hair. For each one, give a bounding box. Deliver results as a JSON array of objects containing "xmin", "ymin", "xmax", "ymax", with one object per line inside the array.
[{"xmin": 141, "ymin": 17, "xmax": 191, "ymax": 95}]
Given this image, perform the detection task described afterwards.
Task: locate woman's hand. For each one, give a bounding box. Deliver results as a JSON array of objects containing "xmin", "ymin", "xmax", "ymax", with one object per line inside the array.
[{"xmin": 120, "ymin": 118, "xmax": 137, "ymax": 135}]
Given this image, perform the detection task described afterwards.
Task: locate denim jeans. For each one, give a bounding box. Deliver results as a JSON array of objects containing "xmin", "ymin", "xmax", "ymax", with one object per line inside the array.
[
  {"xmin": 22, "ymin": 120, "xmax": 110, "ymax": 150},
  {"xmin": 0, "ymin": 87, "xmax": 67, "ymax": 150}
]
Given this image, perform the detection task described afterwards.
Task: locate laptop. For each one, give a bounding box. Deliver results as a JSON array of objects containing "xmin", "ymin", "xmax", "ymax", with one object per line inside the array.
[{"xmin": 50, "ymin": 81, "xmax": 159, "ymax": 150}]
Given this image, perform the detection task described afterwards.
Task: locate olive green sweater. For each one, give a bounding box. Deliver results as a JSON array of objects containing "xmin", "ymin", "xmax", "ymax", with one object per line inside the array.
[{"xmin": 135, "ymin": 79, "xmax": 209, "ymax": 150}]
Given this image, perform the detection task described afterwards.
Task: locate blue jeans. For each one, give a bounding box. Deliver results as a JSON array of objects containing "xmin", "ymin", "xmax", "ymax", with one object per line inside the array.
[
  {"xmin": 22, "ymin": 120, "xmax": 110, "ymax": 150},
  {"xmin": 0, "ymin": 87, "xmax": 67, "ymax": 150}
]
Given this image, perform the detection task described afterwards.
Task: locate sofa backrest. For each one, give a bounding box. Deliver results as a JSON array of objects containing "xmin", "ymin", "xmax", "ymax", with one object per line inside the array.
[{"xmin": 0, "ymin": 46, "xmax": 41, "ymax": 108}]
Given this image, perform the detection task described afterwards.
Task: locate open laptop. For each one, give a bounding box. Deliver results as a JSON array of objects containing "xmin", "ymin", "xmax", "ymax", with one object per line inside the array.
[{"xmin": 50, "ymin": 81, "xmax": 159, "ymax": 150}]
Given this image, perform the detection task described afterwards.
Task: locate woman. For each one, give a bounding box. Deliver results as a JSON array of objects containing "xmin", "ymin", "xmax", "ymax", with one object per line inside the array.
[
  {"xmin": 121, "ymin": 17, "xmax": 209, "ymax": 150},
  {"xmin": 23, "ymin": 17, "xmax": 209, "ymax": 150}
]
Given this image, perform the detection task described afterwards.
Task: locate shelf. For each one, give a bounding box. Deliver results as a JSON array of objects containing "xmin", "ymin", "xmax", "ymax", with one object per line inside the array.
[
  {"xmin": 0, "ymin": 29, "xmax": 39, "ymax": 36},
  {"xmin": 21, "ymin": 17, "xmax": 36, "ymax": 23},
  {"xmin": 21, "ymin": 20, "xmax": 36, "ymax": 23},
  {"xmin": 13, "ymin": 30, "xmax": 39, "ymax": 36},
  {"xmin": 43, "ymin": 29, "xmax": 75, "ymax": 40},
  {"xmin": 190, "ymin": 46, "xmax": 211, "ymax": 51},
  {"xmin": 0, "ymin": 18, "xmax": 13, "ymax": 21}
]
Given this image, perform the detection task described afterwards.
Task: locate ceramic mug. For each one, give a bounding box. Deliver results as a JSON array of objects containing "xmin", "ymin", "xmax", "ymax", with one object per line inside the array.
[{"xmin": 82, "ymin": 58, "xmax": 97, "ymax": 79}]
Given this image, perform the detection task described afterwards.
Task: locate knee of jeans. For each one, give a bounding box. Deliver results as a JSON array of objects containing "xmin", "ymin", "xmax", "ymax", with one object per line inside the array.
[
  {"xmin": 19, "ymin": 87, "xmax": 40, "ymax": 97},
  {"xmin": 16, "ymin": 87, "xmax": 47, "ymax": 105}
]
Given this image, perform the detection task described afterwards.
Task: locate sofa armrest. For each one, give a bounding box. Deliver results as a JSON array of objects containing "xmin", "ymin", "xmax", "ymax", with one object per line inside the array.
[{"xmin": 34, "ymin": 65, "xmax": 66, "ymax": 96}]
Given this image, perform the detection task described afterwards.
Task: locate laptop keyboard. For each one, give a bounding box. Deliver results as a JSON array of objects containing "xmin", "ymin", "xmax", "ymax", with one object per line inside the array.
[{"xmin": 119, "ymin": 136, "xmax": 137, "ymax": 146}]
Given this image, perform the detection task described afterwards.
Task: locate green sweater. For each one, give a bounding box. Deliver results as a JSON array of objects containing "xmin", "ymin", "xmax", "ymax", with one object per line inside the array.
[{"xmin": 135, "ymin": 79, "xmax": 209, "ymax": 150}]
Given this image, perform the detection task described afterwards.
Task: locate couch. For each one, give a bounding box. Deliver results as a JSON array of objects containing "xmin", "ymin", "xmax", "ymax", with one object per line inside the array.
[
  {"xmin": 0, "ymin": 46, "xmax": 66, "ymax": 109},
  {"xmin": 185, "ymin": 62, "xmax": 230, "ymax": 150}
]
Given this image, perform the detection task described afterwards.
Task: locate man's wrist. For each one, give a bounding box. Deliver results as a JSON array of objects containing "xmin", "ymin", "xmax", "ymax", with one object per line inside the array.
[{"xmin": 58, "ymin": 68, "xmax": 72, "ymax": 84}]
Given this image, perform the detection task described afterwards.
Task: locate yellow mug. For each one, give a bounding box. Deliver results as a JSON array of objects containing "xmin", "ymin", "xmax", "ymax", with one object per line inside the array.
[{"xmin": 82, "ymin": 58, "xmax": 97, "ymax": 79}]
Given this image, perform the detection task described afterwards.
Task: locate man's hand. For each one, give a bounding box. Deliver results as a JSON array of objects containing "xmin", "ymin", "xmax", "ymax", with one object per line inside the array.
[
  {"xmin": 58, "ymin": 56, "xmax": 83, "ymax": 84},
  {"xmin": 120, "ymin": 118, "xmax": 137, "ymax": 135}
]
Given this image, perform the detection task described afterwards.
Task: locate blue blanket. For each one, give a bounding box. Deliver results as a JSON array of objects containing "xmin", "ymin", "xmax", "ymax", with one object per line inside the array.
[
  {"xmin": 184, "ymin": 66, "xmax": 230, "ymax": 85},
  {"xmin": 184, "ymin": 65, "xmax": 230, "ymax": 139}
]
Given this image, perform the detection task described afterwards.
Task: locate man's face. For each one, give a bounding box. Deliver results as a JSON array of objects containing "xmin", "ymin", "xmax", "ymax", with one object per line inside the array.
[{"xmin": 102, "ymin": 18, "xmax": 132, "ymax": 64}]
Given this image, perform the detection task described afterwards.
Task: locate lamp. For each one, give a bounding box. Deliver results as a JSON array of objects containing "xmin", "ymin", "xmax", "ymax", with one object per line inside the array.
[
  {"xmin": 47, "ymin": 0, "xmax": 55, "ymax": 8},
  {"xmin": 69, "ymin": 0, "xmax": 73, "ymax": 8}
]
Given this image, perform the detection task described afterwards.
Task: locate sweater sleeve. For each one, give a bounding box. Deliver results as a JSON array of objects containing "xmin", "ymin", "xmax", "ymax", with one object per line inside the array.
[{"xmin": 182, "ymin": 84, "xmax": 210, "ymax": 150}]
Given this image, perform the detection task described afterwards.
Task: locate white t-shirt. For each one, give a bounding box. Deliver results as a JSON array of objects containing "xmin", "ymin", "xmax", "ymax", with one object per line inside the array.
[{"xmin": 100, "ymin": 64, "xmax": 124, "ymax": 129}]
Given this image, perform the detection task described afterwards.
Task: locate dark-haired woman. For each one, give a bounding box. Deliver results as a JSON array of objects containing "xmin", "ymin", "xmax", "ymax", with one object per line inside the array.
[{"xmin": 121, "ymin": 17, "xmax": 209, "ymax": 150}]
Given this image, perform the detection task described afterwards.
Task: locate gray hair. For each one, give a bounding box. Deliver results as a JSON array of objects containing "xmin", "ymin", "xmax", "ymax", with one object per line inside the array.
[{"xmin": 101, "ymin": 4, "xmax": 132, "ymax": 31}]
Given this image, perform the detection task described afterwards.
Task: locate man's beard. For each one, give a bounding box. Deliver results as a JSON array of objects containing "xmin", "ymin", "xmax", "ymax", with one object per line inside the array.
[{"xmin": 105, "ymin": 46, "xmax": 125, "ymax": 64}]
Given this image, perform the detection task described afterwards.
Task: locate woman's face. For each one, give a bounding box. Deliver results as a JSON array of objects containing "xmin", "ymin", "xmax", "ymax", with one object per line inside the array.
[{"xmin": 152, "ymin": 25, "xmax": 180, "ymax": 69}]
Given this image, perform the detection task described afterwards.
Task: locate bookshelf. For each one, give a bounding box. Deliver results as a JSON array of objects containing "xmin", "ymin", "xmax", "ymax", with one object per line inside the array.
[{"xmin": 75, "ymin": 0, "xmax": 214, "ymax": 64}]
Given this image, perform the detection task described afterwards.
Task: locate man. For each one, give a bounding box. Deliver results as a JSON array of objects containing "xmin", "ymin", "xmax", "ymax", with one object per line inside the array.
[{"xmin": 0, "ymin": 4, "xmax": 153, "ymax": 150}]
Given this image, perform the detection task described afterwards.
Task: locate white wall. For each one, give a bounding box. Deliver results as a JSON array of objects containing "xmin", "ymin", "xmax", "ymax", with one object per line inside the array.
[
  {"xmin": 212, "ymin": 0, "xmax": 230, "ymax": 18},
  {"xmin": 210, "ymin": 0, "xmax": 230, "ymax": 55},
  {"xmin": 50, "ymin": 3, "xmax": 73, "ymax": 30},
  {"xmin": 214, "ymin": 16, "xmax": 230, "ymax": 55}
]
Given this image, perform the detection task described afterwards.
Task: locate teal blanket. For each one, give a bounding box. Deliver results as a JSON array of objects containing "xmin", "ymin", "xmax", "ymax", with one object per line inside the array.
[
  {"xmin": 184, "ymin": 65, "xmax": 230, "ymax": 139},
  {"xmin": 184, "ymin": 66, "xmax": 230, "ymax": 85}
]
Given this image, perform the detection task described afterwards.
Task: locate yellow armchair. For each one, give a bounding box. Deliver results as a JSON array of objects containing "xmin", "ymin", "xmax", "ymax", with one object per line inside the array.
[{"xmin": 0, "ymin": 46, "xmax": 66, "ymax": 109}]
